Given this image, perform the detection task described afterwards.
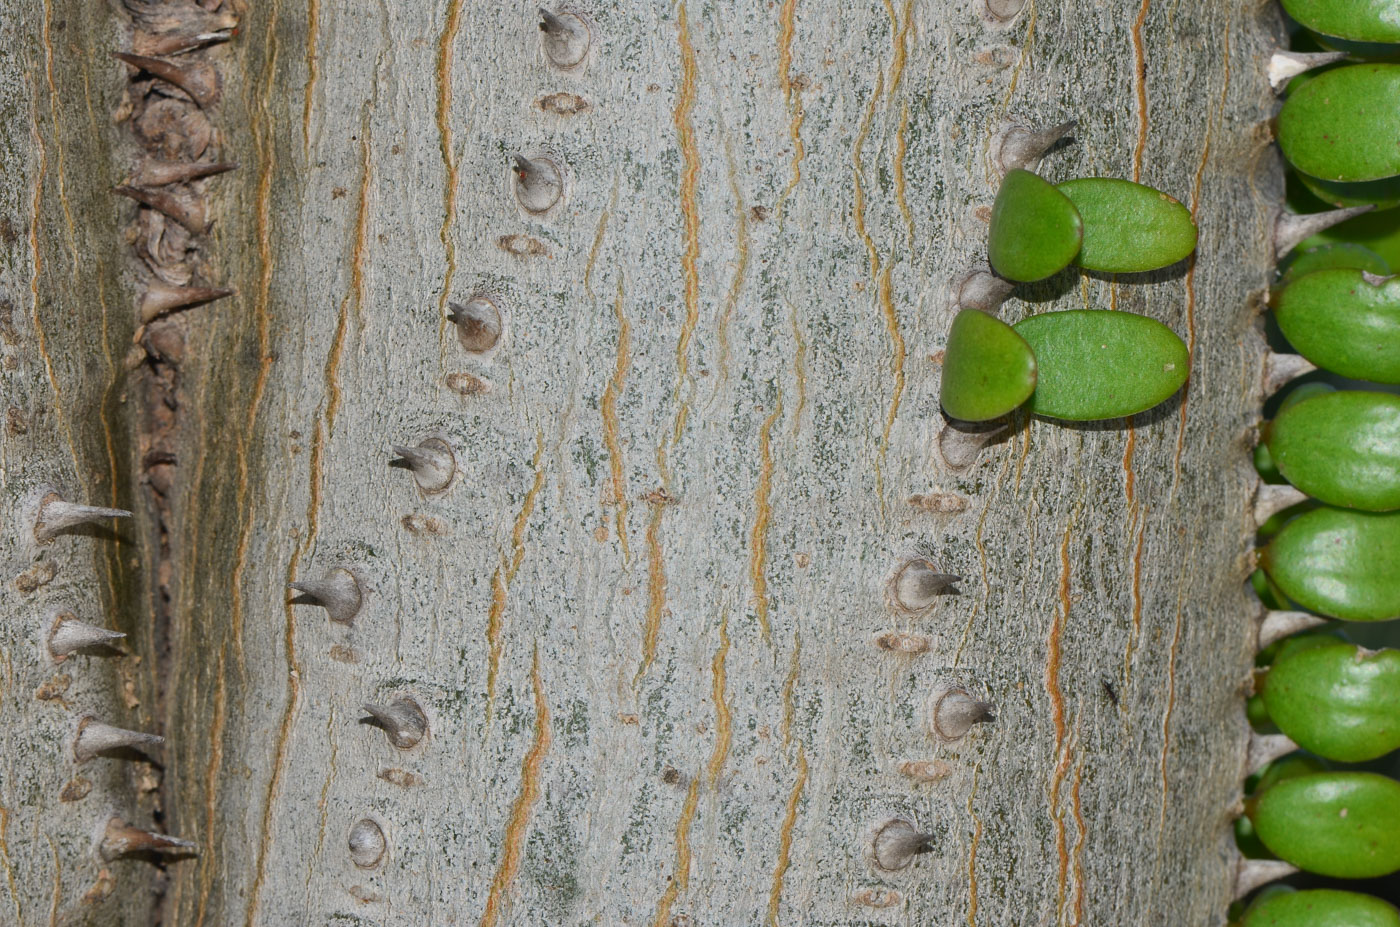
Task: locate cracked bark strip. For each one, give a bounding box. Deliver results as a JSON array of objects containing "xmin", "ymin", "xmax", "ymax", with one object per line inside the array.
[{"xmin": 113, "ymin": 0, "xmax": 239, "ymax": 915}]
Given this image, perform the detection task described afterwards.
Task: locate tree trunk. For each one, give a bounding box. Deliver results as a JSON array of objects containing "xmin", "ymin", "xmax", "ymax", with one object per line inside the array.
[{"xmin": 3, "ymin": 0, "xmax": 1280, "ymax": 923}]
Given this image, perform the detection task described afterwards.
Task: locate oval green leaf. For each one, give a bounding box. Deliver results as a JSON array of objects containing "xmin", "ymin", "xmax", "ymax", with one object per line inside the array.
[
  {"xmin": 1269, "ymin": 391, "xmax": 1400, "ymax": 511},
  {"xmin": 1251, "ymin": 772, "xmax": 1400, "ymax": 878},
  {"xmin": 1297, "ymin": 171, "xmax": 1400, "ymax": 212},
  {"xmin": 1282, "ymin": 0, "xmax": 1400, "ymax": 44},
  {"xmin": 1275, "ymin": 269, "xmax": 1400, "ymax": 383},
  {"xmin": 987, "ymin": 169, "xmax": 1084, "ymax": 283},
  {"xmin": 939, "ymin": 309, "xmax": 1038, "ymax": 422},
  {"xmin": 1262, "ymin": 507, "xmax": 1400, "ymax": 621},
  {"xmin": 1245, "ymin": 888, "xmax": 1400, "ymax": 927},
  {"xmin": 1264, "ymin": 642, "xmax": 1400, "ymax": 762},
  {"xmin": 1055, "ymin": 178, "xmax": 1198, "ymax": 272},
  {"xmin": 1011, "ymin": 310, "xmax": 1189, "ymax": 421},
  {"xmin": 1280, "ymin": 243, "xmax": 1392, "ymax": 284},
  {"xmin": 1278, "ymin": 64, "xmax": 1400, "ymax": 183}
]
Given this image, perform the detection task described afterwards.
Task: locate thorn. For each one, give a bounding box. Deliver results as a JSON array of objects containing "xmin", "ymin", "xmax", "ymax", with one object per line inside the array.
[
  {"xmin": 140, "ymin": 280, "xmax": 233, "ymax": 323},
  {"xmin": 348, "ymin": 818, "xmax": 387, "ymax": 869},
  {"xmin": 113, "ymin": 51, "xmax": 220, "ymax": 108},
  {"xmin": 938, "ymin": 420, "xmax": 1009, "ymax": 471},
  {"xmin": 1264, "ymin": 353, "xmax": 1318, "ymax": 394},
  {"xmin": 133, "ymin": 159, "xmax": 238, "ymax": 187},
  {"xmin": 868, "ymin": 817, "xmax": 934, "ymax": 872},
  {"xmin": 287, "ymin": 569, "xmax": 363, "ymax": 624},
  {"xmin": 74, "ymin": 718, "xmax": 163, "ymax": 763},
  {"xmin": 1255, "ymin": 484, "xmax": 1309, "ymax": 526},
  {"xmin": 360, "ymin": 698, "xmax": 428, "ymax": 749},
  {"xmin": 446, "ymin": 297, "xmax": 504, "ymax": 354},
  {"xmin": 1362, "ymin": 271, "xmax": 1393, "ymax": 286},
  {"xmin": 927, "ymin": 686, "xmax": 996, "ymax": 742},
  {"xmin": 34, "ymin": 493, "xmax": 131, "ymax": 543},
  {"xmin": 1247, "ymin": 732, "xmax": 1299, "ymax": 773},
  {"xmin": 1273, "ymin": 205, "xmax": 1375, "ymax": 262},
  {"xmin": 953, "ymin": 265, "xmax": 1016, "ymax": 314},
  {"xmin": 887, "ymin": 559, "xmax": 960, "ymax": 614},
  {"xmin": 990, "ymin": 119, "xmax": 1077, "ymax": 174},
  {"xmin": 1268, "ymin": 49, "xmax": 1348, "ymax": 92},
  {"xmin": 538, "ymin": 7, "xmax": 590, "ymax": 69},
  {"xmin": 389, "ymin": 439, "xmax": 456, "ymax": 493},
  {"xmin": 113, "ymin": 184, "xmax": 208, "ymax": 235},
  {"xmin": 48, "ymin": 617, "xmax": 126, "ymax": 660},
  {"xmin": 510, "ymin": 154, "xmax": 564, "ymax": 214},
  {"xmin": 99, "ymin": 817, "xmax": 198, "ymax": 861},
  {"xmin": 1233, "ymin": 858, "xmax": 1298, "ymax": 899},
  {"xmin": 140, "ymin": 28, "xmax": 236, "ymax": 56},
  {"xmin": 1258, "ymin": 610, "xmax": 1328, "ymax": 649}
]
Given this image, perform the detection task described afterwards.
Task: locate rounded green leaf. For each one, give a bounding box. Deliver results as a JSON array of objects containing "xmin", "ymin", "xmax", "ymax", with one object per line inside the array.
[
  {"xmin": 1269, "ymin": 391, "xmax": 1400, "ymax": 511},
  {"xmin": 1245, "ymin": 888, "xmax": 1400, "ymax": 927},
  {"xmin": 1011, "ymin": 310, "xmax": 1189, "ymax": 421},
  {"xmin": 1262, "ymin": 507, "xmax": 1400, "ymax": 621},
  {"xmin": 1252, "ymin": 754, "xmax": 1332, "ymax": 797},
  {"xmin": 1280, "ymin": 243, "xmax": 1392, "ymax": 284},
  {"xmin": 1278, "ymin": 64, "xmax": 1400, "ymax": 182},
  {"xmin": 939, "ymin": 309, "xmax": 1037, "ymax": 422},
  {"xmin": 1275, "ymin": 270, "xmax": 1400, "ymax": 383},
  {"xmin": 1297, "ymin": 171, "xmax": 1400, "ymax": 212},
  {"xmin": 1251, "ymin": 567, "xmax": 1291, "ymax": 611},
  {"xmin": 1246, "ymin": 693, "xmax": 1277, "ymax": 735},
  {"xmin": 1281, "ymin": 0, "xmax": 1400, "ymax": 44},
  {"xmin": 1251, "ymin": 772, "xmax": 1400, "ymax": 878},
  {"xmin": 1055, "ymin": 178, "xmax": 1198, "ymax": 272},
  {"xmin": 987, "ymin": 169, "xmax": 1084, "ymax": 283},
  {"xmin": 1257, "ymin": 626, "xmax": 1349, "ymax": 669},
  {"xmin": 1263, "ymin": 642, "xmax": 1400, "ymax": 762}
]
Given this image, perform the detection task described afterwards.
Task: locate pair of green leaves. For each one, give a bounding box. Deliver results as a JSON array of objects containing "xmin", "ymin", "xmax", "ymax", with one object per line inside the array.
[
  {"xmin": 1250, "ymin": 771, "xmax": 1400, "ymax": 878},
  {"xmin": 1278, "ymin": 64, "xmax": 1400, "ymax": 211},
  {"xmin": 1243, "ymin": 888, "xmax": 1400, "ymax": 927},
  {"xmin": 1262, "ymin": 641, "xmax": 1400, "ymax": 762},
  {"xmin": 987, "ymin": 170, "xmax": 1199, "ymax": 282},
  {"xmin": 1261, "ymin": 506, "xmax": 1400, "ymax": 621},
  {"xmin": 1275, "ymin": 269, "xmax": 1400, "ymax": 383},
  {"xmin": 1265, "ymin": 390, "xmax": 1400, "ymax": 511},
  {"xmin": 940, "ymin": 308, "xmax": 1189, "ymax": 422}
]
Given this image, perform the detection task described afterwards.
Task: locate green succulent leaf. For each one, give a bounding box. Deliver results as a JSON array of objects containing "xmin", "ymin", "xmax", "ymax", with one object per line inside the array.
[
  {"xmin": 1281, "ymin": 0, "xmax": 1400, "ymax": 44},
  {"xmin": 1263, "ymin": 642, "xmax": 1400, "ymax": 762},
  {"xmin": 1257, "ymin": 627, "xmax": 1349, "ymax": 668},
  {"xmin": 1278, "ymin": 64, "xmax": 1400, "ymax": 183},
  {"xmin": 1262, "ymin": 507, "xmax": 1400, "ymax": 621},
  {"xmin": 1251, "ymin": 567, "xmax": 1291, "ymax": 611},
  {"xmin": 1297, "ymin": 171, "xmax": 1400, "ymax": 212},
  {"xmin": 1055, "ymin": 178, "xmax": 1198, "ymax": 272},
  {"xmin": 939, "ymin": 309, "xmax": 1038, "ymax": 422},
  {"xmin": 987, "ymin": 169, "xmax": 1084, "ymax": 283},
  {"xmin": 1251, "ymin": 772, "xmax": 1400, "ymax": 878},
  {"xmin": 1251, "ymin": 753, "xmax": 1333, "ymax": 797},
  {"xmin": 1275, "ymin": 270, "xmax": 1400, "ymax": 383},
  {"xmin": 1268, "ymin": 391, "xmax": 1400, "ymax": 511},
  {"xmin": 1244, "ymin": 888, "xmax": 1400, "ymax": 927},
  {"xmin": 1011, "ymin": 310, "xmax": 1189, "ymax": 421},
  {"xmin": 1280, "ymin": 243, "xmax": 1392, "ymax": 284}
]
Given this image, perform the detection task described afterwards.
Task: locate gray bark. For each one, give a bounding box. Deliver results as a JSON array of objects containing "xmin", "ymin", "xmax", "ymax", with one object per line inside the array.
[{"xmin": 2, "ymin": 0, "xmax": 1280, "ymax": 923}]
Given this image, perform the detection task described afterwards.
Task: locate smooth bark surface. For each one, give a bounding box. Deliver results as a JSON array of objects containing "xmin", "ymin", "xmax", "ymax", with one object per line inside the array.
[{"xmin": 3, "ymin": 0, "xmax": 1282, "ymax": 923}]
